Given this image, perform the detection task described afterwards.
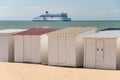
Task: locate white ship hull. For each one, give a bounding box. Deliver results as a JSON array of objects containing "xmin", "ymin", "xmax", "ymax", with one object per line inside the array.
[{"xmin": 32, "ymin": 17, "xmax": 71, "ymax": 22}]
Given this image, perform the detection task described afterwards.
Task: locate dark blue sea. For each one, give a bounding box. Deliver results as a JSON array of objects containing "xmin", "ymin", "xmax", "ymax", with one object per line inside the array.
[{"xmin": 0, "ymin": 20, "xmax": 120, "ymax": 30}]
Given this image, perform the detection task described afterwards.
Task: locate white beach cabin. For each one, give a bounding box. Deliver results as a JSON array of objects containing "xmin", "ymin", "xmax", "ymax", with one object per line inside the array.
[
  {"xmin": 48, "ymin": 27, "xmax": 96, "ymax": 67},
  {"xmin": 14, "ymin": 28, "xmax": 59, "ymax": 64},
  {"xmin": 0, "ymin": 29, "xmax": 26, "ymax": 62},
  {"xmin": 84, "ymin": 30, "xmax": 120, "ymax": 70}
]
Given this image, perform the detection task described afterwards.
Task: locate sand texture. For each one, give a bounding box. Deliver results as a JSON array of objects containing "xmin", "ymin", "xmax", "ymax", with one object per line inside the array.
[{"xmin": 0, "ymin": 62, "xmax": 120, "ymax": 80}]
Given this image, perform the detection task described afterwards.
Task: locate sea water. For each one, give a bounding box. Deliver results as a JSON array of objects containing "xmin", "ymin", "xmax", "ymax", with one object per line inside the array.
[{"xmin": 0, "ymin": 20, "xmax": 120, "ymax": 30}]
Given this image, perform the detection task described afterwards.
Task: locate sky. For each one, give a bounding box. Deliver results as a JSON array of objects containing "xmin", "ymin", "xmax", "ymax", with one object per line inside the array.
[{"xmin": 0, "ymin": 0, "xmax": 120, "ymax": 20}]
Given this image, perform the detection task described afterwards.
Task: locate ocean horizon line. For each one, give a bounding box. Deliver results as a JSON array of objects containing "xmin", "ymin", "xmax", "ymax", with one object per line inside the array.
[{"xmin": 0, "ymin": 20, "xmax": 120, "ymax": 22}]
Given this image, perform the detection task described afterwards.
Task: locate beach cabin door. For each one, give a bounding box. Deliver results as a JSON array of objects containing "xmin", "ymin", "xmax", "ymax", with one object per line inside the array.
[
  {"xmin": 58, "ymin": 37, "xmax": 66, "ymax": 64},
  {"xmin": 24, "ymin": 36, "xmax": 32, "ymax": 62},
  {"xmin": 85, "ymin": 39, "xmax": 96, "ymax": 68},
  {"xmin": 96, "ymin": 40, "xmax": 104, "ymax": 69}
]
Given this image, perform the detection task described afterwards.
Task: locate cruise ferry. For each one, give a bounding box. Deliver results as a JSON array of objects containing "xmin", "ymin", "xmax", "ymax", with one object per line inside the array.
[{"xmin": 32, "ymin": 11, "xmax": 71, "ymax": 22}]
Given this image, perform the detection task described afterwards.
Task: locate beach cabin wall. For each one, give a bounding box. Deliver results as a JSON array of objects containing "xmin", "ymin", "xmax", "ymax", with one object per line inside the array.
[
  {"xmin": 48, "ymin": 27, "xmax": 97, "ymax": 67},
  {"xmin": 0, "ymin": 35, "xmax": 13, "ymax": 62},
  {"xmin": 84, "ymin": 31, "xmax": 120, "ymax": 70},
  {"xmin": 0, "ymin": 29, "xmax": 26, "ymax": 62},
  {"xmin": 14, "ymin": 28, "xmax": 59, "ymax": 64},
  {"xmin": 14, "ymin": 35, "xmax": 41, "ymax": 63}
]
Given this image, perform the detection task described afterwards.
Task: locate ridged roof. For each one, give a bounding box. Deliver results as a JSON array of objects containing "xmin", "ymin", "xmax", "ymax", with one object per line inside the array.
[
  {"xmin": 48, "ymin": 27, "xmax": 96, "ymax": 36},
  {"xmin": 15, "ymin": 28, "xmax": 59, "ymax": 35},
  {"xmin": 0, "ymin": 29, "xmax": 27, "ymax": 34},
  {"xmin": 85, "ymin": 30, "xmax": 120, "ymax": 38}
]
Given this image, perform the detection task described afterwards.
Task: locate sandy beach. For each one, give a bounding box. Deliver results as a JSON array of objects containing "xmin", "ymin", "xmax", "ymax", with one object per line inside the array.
[{"xmin": 0, "ymin": 62, "xmax": 120, "ymax": 80}]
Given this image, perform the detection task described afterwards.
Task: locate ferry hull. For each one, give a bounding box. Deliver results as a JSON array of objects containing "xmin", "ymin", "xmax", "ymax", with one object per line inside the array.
[{"xmin": 32, "ymin": 19, "xmax": 71, "ymax": 22}]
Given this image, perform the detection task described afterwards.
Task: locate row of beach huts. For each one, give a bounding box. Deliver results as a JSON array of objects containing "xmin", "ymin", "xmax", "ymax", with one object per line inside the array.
[{"xmin": 0, "ymin": 27, "xmax": 120, "ymax": 70}]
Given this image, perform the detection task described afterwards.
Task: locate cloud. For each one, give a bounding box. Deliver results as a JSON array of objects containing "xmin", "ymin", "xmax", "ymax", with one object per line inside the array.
[
  {"xmin": 0, "ymin": 6, "xmax": 78, "ymax": 20},
  {"xmin": 73, "ymin": 8, "xmax": 120, "ymax": 20},
  {"xmin": 0, "ymin": 6, "xmax": 120, "ymax": 20}
]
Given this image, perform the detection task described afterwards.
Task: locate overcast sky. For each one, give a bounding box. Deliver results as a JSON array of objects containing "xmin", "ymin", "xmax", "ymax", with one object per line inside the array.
[{"xmin": 0, "ymin": 0, "xmax": 120, "ymax": 20}]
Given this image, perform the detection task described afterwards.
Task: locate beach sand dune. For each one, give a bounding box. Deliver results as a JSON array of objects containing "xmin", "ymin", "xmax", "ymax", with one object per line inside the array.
[{"xmin": 0, "ymin": 62, "xmax": 120, "ymax": 80}]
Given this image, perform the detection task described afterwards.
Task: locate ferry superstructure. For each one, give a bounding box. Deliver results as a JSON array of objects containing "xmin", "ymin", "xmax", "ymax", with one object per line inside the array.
[{"xmin": 32, "ymin": 11, "xmax": 71, "ymax": 22}]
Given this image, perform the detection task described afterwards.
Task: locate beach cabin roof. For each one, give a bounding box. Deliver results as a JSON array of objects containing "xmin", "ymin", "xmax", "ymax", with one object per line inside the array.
[
  {"xmin": 85, "ymin": 30, "xmax": 120, "ymax": 38},
  {"xmin": 47, "ymin": 27, "xmax": 96, "ymax": 37},
  {"xmin": 0, "ymin": 29, "xmax": 27, "ymax": 35},
  {"xmin": 15, "ymin": 28, "xmax": 59, "ymax": 35},
  {"xmin": 100, "ymin": 28, "xmax": 120, "ymax": 31}
]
